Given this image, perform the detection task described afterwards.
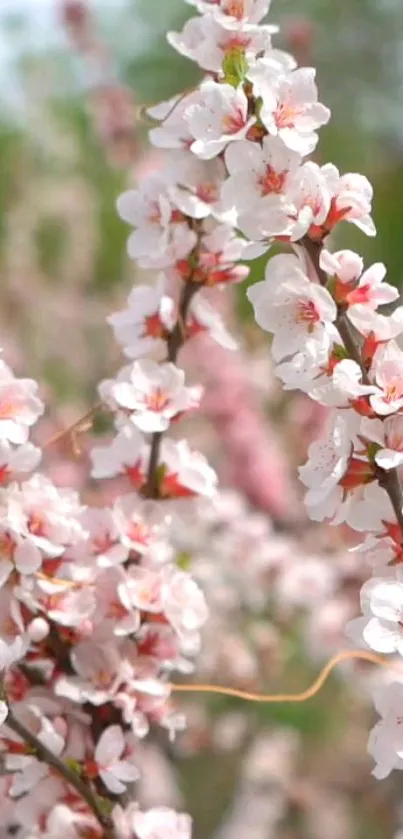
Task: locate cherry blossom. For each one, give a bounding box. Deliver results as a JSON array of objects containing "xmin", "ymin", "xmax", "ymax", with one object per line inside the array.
[
  {"xmin": 107, "ymin": 277, "xmax": 175, "ymax": 360},
  {"xmin": 367, "ymin": 682, "xmax": 403, "ymax": 779},
  {"xmin": 0, "ymin": 441, "xmax": 41, "ymax": 484},
  {"xmin": 103, "ymin": 359, "xmax": 203, "ymax": 434},
  {"xmin": 247, "ymin": 253, "xmax": 337, "ymax": 361},
  {"xmin": 117, "ymin": 174, "xmax": 197, "ymax": 268},
  {"xmin": 370, "ymin": 341, "xmax": 403, "ymax": 416},
  {"xmin": 298, "ymin": 413, "xmax": 353, "ymax": 523},
  {"xmin": 159, "ymin": 439, "xmax": 218, "ymax": 498},
  {"xmin": 186, "ymin": 294, "xmax": 238, "ymax": 350},
  {"xmin": 90, "ymin": 425, "xmax": 149, "ymax": 484},
  {"xmin": 360, "ymin": 415, "xmax": 403, "ymax": 470},
  {"xmin": 93, "ymin": 725, "xmax": 138, "ymax": 794},
  {"xmin": 184, "ymin": 0, "xmax": 273, "ymax": 31},
  {"xmin": 357, "ymin": 578, "xmax": 403, "ymax": 656},
  {"xmin": 168, "ymin": 14, "xmax": 276, "ymax": 72},
  {"xmin": 252, "ymin": 67, "xmax": 330, "ymax": 155},
  {"xmin": 222, "ymin": 136, "xmax": 301, "ymax": 221},
  {"xmin": 0, "ymin": 360, "xmax": 44, "ymax": 444},
  {"xmin": 185, "ymin": 81, "xmax": 256, "ymax": 160},
  {"xmin": 320, "ymin": 249, "xmax": 398, "ymax": 316}
]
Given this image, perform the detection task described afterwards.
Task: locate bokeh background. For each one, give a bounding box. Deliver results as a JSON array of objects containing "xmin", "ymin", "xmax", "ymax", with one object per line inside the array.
[{"xmin": 2, "ymin": 1, "xmax": 403, "ymax": 837}]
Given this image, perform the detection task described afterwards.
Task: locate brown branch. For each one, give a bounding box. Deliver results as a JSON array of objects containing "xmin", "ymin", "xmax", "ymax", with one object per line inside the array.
[
  {"xmin": 145, "ymin": 280, "xmax": 200, "ymax": 498},
  {"xmin": 1, "ymin": 687, "xmax": 115, "ymax": 837},
  {"xmin": 302, "ymin": 235, "xmax": 403, "ymax": 535}
]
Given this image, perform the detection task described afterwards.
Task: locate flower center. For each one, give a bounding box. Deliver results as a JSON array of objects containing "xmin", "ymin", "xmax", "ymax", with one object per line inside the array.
[
  {"xmin": 258, "ymin": 165, "xmax": 287, "ymax": 195},
  {"xmin": 196, "ymin": 182, "xmax": 219, "ymax": 204},
  {"xmin": 126, "ymin": 520, "xmax": 150, "ymax": 546},
  {"xmin": 145, "ymin": 388, "xmax": 170, "ymax": 412},
  {"xmin": 0, "ymin": 395, "xmax": 19, "ymax": 419},
  {"xmin": 222, "ymin": 107, "xmax": 246, "ymax": 135},
  {"xmin": 274, "ymin": 101, "xmax": 300, "ymax": 129},
  {"xmin": 0, "ymin": 532, "xmax": 15, "ymax": 559},
  {"xmin": 296, "ymin": 299, "xmax": 320, "ymax": 325},
  {"xmin": 384, "ymin": 381, "xmax": 403, "ymax": 403},
  {"xmin": 143, "ymin": 313, "xmax": 164, "ymax": 339},
  {"xmin": 223, "ymin": 0, "xmax": 245, "ymax": 20}
]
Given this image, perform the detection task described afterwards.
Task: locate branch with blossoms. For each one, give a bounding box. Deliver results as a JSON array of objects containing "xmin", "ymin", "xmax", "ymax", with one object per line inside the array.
[{"xmin": 2, "ymin": 0, "xmax": 403, "ymax": 837}]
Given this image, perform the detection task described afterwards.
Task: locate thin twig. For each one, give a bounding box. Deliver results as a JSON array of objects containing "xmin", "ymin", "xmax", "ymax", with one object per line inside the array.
[
  {"xmin": 44, "ymin": 401, "xmax": 104, "ymax": 451},
  {"xmin": 145, "ymin": 280, "xmax": 200, "ymax": 497},
  {"xmin": 2, "ymin": 691, "xmax": 115, "ymax": 836}
]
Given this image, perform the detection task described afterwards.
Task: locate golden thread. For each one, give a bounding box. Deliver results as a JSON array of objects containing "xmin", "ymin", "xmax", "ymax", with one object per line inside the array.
[{"xmin": 170, "ymin": 651, "xmax": 402, "ymax": 703}]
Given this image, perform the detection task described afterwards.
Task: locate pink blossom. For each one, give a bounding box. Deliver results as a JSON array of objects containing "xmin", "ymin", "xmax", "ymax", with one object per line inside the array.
[
  {"xmin": 185, "ymin": 81, "xmax": 256, "ymax": 160},
  {"xmin": 107, "ymin": 277, "xmax": 175, "ymax": 360},
  {"xmin": 93, "ymin": 725, "xmax": 138, "ymax": 794}
]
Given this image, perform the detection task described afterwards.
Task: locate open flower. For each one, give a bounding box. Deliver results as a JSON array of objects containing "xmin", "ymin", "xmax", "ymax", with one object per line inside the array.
[
  {"xmin": 107, "ymin": 277, "xmax": 175, "ymax": 361},
  {"xmin": 105, "ymin": 360, "xmax": 202, "ymax": 434},
  {"xmin": 185, "ymin": 81, "xmax": 255, "ymax": 160},
  {"xmin": 247, "ymin": 253, "xmax": 337, "ymax": 361},
  {"xmin": 0, "ymin": 361, "xmax": 44, "ymax": 444},
  {"xmin": 251, "ymin": 66, "xmax": 330, "ymax": 155},
  {"xmin": 92, "ymin": 726, "xmax": 138, "ymax": 795}
]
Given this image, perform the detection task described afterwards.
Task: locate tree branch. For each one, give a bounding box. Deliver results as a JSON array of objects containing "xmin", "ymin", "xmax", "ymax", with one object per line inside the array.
[
  {"xmin": 145, "ymin": 280, "xmax": 199, "ymax": 498},
  {"xmin": 1, "ymin": 683, "xmax": 115, "ymax": 837}
]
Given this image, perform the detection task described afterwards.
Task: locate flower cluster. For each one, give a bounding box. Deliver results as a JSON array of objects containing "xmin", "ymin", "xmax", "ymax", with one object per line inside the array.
[
  {"xmin": 1, "ymin": 0, "xmax": 402, "ymax": 836},
  {"xmin": 162, "ymin": 0, "xmax": 403, "ymax": 782}
]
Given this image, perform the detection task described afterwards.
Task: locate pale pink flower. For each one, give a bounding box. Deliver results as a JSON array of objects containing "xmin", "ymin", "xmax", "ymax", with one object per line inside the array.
[
  {"xmin": 35, "ymin": 577, "xmax": 95, "ymax": 628},
  {"xmin": 253, "ymin": 67, "xmax": 330, "ymax": 155},
  {"xmin": 185, "ymin": 0, "xmax": 273, "ymax": 30},
  {"xmin": 106, "ymin": 359, "xmax": 202, "ymax": 434},
  {"xmin": 112, "ymin": 494, "xmax": 167, "ymax": 555},
  {"xmin": 94, "ymin": 725, "xmax": 138, "ymax": 794},
  {"xmin": 358, "ymin": 578, "xmax": 403, "ymax": 656},
  {"xmin": 91, "ymin": 425, "xmax": 149, "ymax": 485},
  {"xmin": 328, "ymin": 171, "xmax": 376, "ymax": 237},
  {"xmin": 160, "ymin": 439, "xmax": 218, "ymax": 498},
  {"xmin": 319, "ymin": 248, "xmax": 364, "ymax": 284},
  {"xmin": 298, "ymin": 413, "xmax": 353, "ymax": 522},
  {"xmin": 367, "ymin": 682, "xmax": 403, "ymax": 779},
  {"xmin": 370, "ymin": 341, "xmax": 403, "ymax": 416},
  {"xmin": 320, "ymin": 249, "xmax": 398, "ymax": 318},
  {"xmin": 131, "ymin": 806, "xmax": 192, "ymax": 839},
  {"xmin": 185, "ymin": 81, "xmax": 255, "ymax": 160},
  {"xmin": 117, "ymin": 174, "xmax": 196, "ymax": 268},
  {"xmin": 168, "ymin": 154, "xmax": 226, "ymax": 220},
  {"xmin": 360, "ymin": 415, "xmax": 403, "ymax": 470},
  {"xmin": 168, "ymin": 14, "xmax": 276, "ymax": 72},
  {"xmin": 55, "ymin": 639, "xmax": 125, "ymax": 706},
  {"xmin": 0, "ymin": 360, "xmax": 44, "ymax": 444},
  {"xmin": 95, "ymin": 567, "xmax": 141, "ymax": 637},
  {"xmin": 222, "ymin": 136, "xmax": 301, "ymax": 220},
  {"xmin": 149, "ymin": 92, "xmax": 200, "ymax": 151},
  {"xmin": 186, "ymin": 294, "xmax": 238, "ymax": 350},
  {"xmin": 247, "ymin": 253, "xmax": 337, "ymax": 361},
  {"xmin": 79, "ymin": 507, "xmax": 128, "ymax": 567},
  {"xmin": 118, "ymin": 566, "xmax": 162, "ymax": 614},
  {"xmin": 161, "ymin": 567, "xmax": 209, "ymax": 640},
  {"xmin": 107, "ymin": 277, "xmax": 175, "ymax": 360},
  {"xmin": 0, "ymin": 441, "xmax": 41, "ymax": 484}
]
